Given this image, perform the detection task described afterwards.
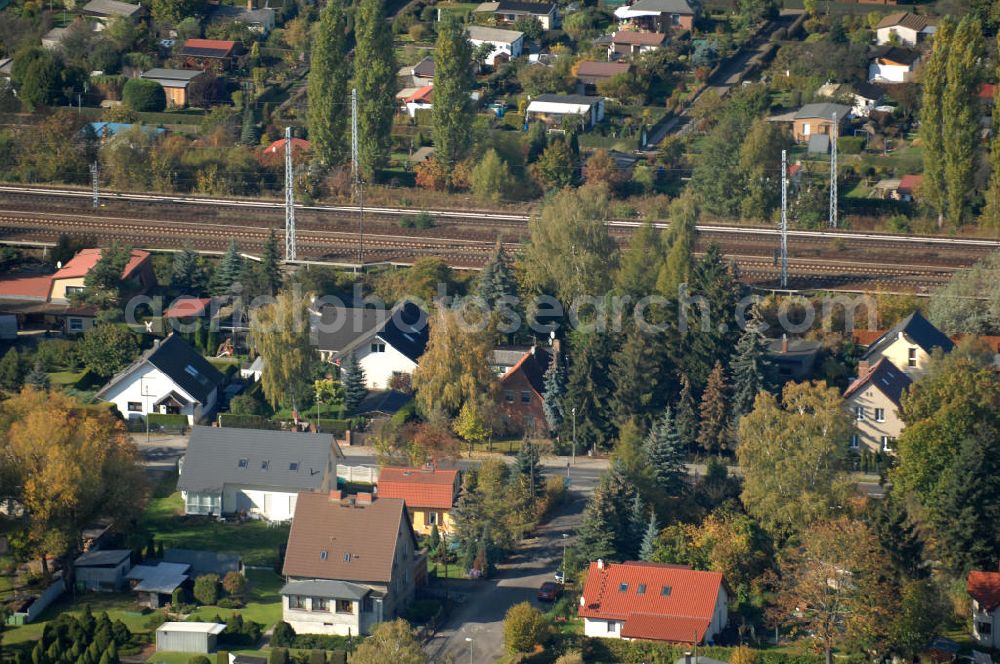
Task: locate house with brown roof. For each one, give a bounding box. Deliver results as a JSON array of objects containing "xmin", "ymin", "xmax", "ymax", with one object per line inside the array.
[
  {"xmin": 843, "ymin": 358, "xmax": 912, "ymax": 454},
  {"xmin": 178, "ymin": 39, "xmax": 238, "ymax": 71},
  {"xmin": 608, "ymin": 30, "xmax": 669, "ymax": 57},
  {"xmin": 497, "ymin": 346, "xmax": 551, "ymax": 436},
  {"xmin": 875, "ymin": 12, "xmax": 934, "ymax": 47},
  {"xmin": 579, "ymin": 560, "xmax": 729, "ymax": 643},
  {"xmin": 576, "ymin": 61, "xmax": 633, "ymax": 94},
  {"xmin": 376, "ymin": 467, "xmax": 461, "ymax": 535},
  {"xmin": 280, "ymin": 492, "xmax": 425, "ymax": 636},
  {"xmin": 969, "ymin": 571, "xmax": 1000, "ymax": 648},
  {"xmin": 868, "ymin": 46, "xmax": 921, "ymax": 84}
]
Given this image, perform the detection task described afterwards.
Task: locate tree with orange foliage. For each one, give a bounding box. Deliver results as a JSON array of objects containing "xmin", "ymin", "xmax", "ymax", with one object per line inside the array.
[{"xmin": 0, "ymin": 389, "xmax": 147, "ymax": 576}]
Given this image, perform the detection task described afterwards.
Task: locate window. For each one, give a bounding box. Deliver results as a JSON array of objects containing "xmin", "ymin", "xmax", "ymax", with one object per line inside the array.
[
  {"xmin": 504, "ymin": 390, "xmax": 514, "ymax": 403},
  {"xmin": 238, "ymin": 458, "xmax": 248, "ymax": 469},
  {"xmin": 427, "ymin": 511, "xmax": 438, "ymax": 525},
  {"xmin": 850, "ymin": 434, "xmax": 860, "ymax": 450},
  {"xmin": 520, "ymin": 391, "xmax": 531, "ymax": 404},
  {"xmin": 288, "ymin": 595, "xmax": 304, "ymax": 609},
  {"xmin": 65, "ymin": 286, "xmax": 84, "ymax": 295},
  {"xmin": 127, "ymin": 402, "xmax": 143, "ymax": 412},
  {"xmin": 261, "ymin": 460, "xmax": 269, "ymax": 470},
  {"xmin": 69, "ymin": 318, "xmax": 83, "ymax": 332},
  {"xmin": 907, "ymin": 348, "xmax": 917, "ymax": 367},
  {"xmin": 311, "ymin": 597, "xmax": 329, "ymax": 612},
  {"xmin": 289, "ymin": 462, "xmax": 299, "ymax": 471},
  {"xmin": 979, "ymin": 622, "xmax": 992, "ymax": 636},
  {"xmin": 855, "ymin": 406, "xmax": 865, "ymax": 421},
  {"xmin": 637, "ymin": 584, "xmax": 646, "ymax": 595},
  {"xmin": 618, "ymin": 583, "xmax": 628, "ymax": 592},
  {"xmin": 803, "ymin": 122, "xmax": 811, "ymax": 136},
  {"xmin": 336, "ymin": 600, "xmax": 353, "ymax": 614},
  {"xmin": 320, "ymin": 550, "xmax": 328, "ymax": 560},
  {"xmin": 882, "ymin": 436, "xmax": 895, "ymax": 452},
  {"xmin": 184, "ymin": 364, "xmax": 200, "ymax": 377},
  {"xmin": 661, "ymin": 586, "xmax": 672, "ymax": 597},
  {"xmin": 874, "ymin": 408, "xmax": 885, "ymax": 422},
  {"xmin": 370, "ymin": 342, "xmax": 386, "ymax": 353},
  {"xmin": 607, "ymin": 621, "xmax": 617, "ymax": 633}
]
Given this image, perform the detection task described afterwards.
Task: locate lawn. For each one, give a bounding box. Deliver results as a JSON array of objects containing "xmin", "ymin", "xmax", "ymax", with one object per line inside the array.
[
  {"xmin": 47, "ymin": 370, "xmax": 85, "ymax": 387},
  {"xmin": 141, "ymin": 474, "xmax": 290, "ymax": 567},
  {"xmin": 3, "ymin": 592, "xmax": 156, "ymax": 644},
  {"xmin": 186, "ymin": 569, "xmax": 284, "ymax": 628}
]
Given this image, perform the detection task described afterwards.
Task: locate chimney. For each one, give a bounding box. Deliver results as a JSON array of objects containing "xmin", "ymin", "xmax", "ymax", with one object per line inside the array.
[
  {"xmin": 356, "ymin": 492, "xmax": 373, "ymax": 505},
  {"xmin": 685, "ymin": 652, "xmax": 693, "ymax": 664},
  {"xmin": 530, "ymin": 344, "xmax": 536, "ymax": 356},
  {"xmin": 329, "ymin": 489, "xmax": 342, "ymax": 501},
  {"xmin": 597, "ymin": 558, "xmax": 604, "ymax": 570},
  {"xmin": 857, "ymin": 360, "xmax": 870, "ymax": 376},
  {"xmin": 246, "ymin": 0, "xmax": 254, "ymax": 10},
  {"xmin": 781, "ymin": 333, "xmax": 788, "ymax": 353}
]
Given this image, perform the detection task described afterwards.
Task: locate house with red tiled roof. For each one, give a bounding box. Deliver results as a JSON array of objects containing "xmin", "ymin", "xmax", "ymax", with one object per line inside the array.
[
  {"xmin": 376, "ymin": 466, "xmax": 461, "ymax": 535},
  {"xmin": 49, "ymin": 248, "xmax": 153, "ymax": 304},
  {"xmin": 969, "ymin": 571, "xmax": 1000, "ymax": 648},
  {"xmin": 579, "ymin": 560, "xmax": 728, "ymax": 643},
  {"xmin": 259, "ymin": 137, "xmax": 311, "ymax": 167}
]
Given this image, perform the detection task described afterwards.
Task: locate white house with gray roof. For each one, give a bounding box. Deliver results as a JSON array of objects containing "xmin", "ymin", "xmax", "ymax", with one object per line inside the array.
[
  {"xmin": 177, "ymin": 426, "xmax": 343, "ymax": 521},
  {"xmin": 467, "ymin": 25, "xmax": 524, "ymax": 65}
]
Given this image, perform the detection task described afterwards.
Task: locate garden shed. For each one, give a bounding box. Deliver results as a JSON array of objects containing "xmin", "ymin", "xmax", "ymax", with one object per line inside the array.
[{"xmin": 155, "ymin": 622, "xmax": 225, "ymax": 653}]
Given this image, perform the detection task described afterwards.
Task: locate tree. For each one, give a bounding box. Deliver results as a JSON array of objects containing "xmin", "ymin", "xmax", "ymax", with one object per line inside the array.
[
  {"xmin": 639, "ymin": 509, "xmax": 659, "ymax": 561},
  {"xmin": 354, "ymin": 0, "xmax": 397, "ymax": 179},
  {"xmin": 122, "ymin": 78, "xmax": 166, "ymax": 112},
  {"xmin": 772, "ymin": 518, "xmax": 893, "ymax": 664},
  {"xmin": 150, "ymin": 0, "xmax": 200, "ymax": 25},
  {"xmin": 514, "ymin": 441, "xmax": 542, "ymax": 500},
  {"xmin": 192, "ymin": 574, "xmax": 220, "ymax": 605},
  {"xmin": 313, "ymin": 377, "xmax": 344, "ymax": 424},
  {"xmin": 0, "ymin": 390, "xmax": 146, "ymax": 574},
  {"xmin": 171, "ymin": 248, "xmax": 203, "ymax": 294},
  {"xmin": 563, "ymin": 332, "xmax": 617, "ymax": 451},
  {"xmin": 240, "ymin": 99, "xmax": 256, "ymax": 146},
  {"xmin": 471, "ymin": 149, "xmax": 507, "ymax": 203},
  {"xmin": 683, "ymin": 245, "xmax": 743, "ymax": 387},
  {"xmin": 210, "ymin": 241, "xmax": 244, "ymax": 296},
  {"xmin": 477, "ymin": 240, "xmax": 518, "ymax": 311},
  {"xmin": 351, "ymin": 619, "xmax": 427, "ymax": 664},
  {"xmin": 18, "ymin": 51, "xmax": 60, "ymax": 111},
  {"xmin": 503, "ymin": 602, "xmax": 547, "ymax": 655},
  {"xmin": 981, "ymin": 49, "xmax": 1000, "ymax": 232},
  {"xmin": 918, "ymin": 18, "xmax": 952, "ymax": 221},
  {"xmin": 888, "ymin": 579, "xmax": 948, "ymax": 659},
  {"xmin": 341, "ymin": 351, "xmax": 367, "ymax": 413},
  {"xmin": 927, "ymin": 250, "xmax": 1000, "ymax": 335},
  {"xmin": 542, "ymin": 352, "xmax": 566, "ymax": 433},
  {"xmin": 271, "ymin": 622, "xmax": 296, "ymax": 648},
  {"xmin": 611, "ymin": 327, "xmax": 668, "ymax": 427},
  {"xmin": 453, "ymin": 396, "xmax": 496, "ymax": 451},
  {"xmin": 24, "ymin": 362, "xmax": 49, "ymax": 392},
  {"xmin": 222, "ymin": 572, "xmax": 246, "ymax": 597},
  {"xmin": 524, "ymin": 186, "xmax": 618, "ymax": 303},
  {"xmin": 941, "ymin": 17, "xmax": 984, "ymax": 226},
  {"xmin": 737, "ymin": 382, "xmax": 853, "ymax": 540},
  {"xmin": 697, "ymin": 362, "xmax": 729, "ymax": 454},
  {"xmin": 78, "ymin": 243, "xmax": 132, "ymax": 311},
  {"xmin": 644, "ymin": 408, "xmax": 686, "ymax": 497},
  {"xmin": 412, "ymin": 308, "xmax": 497, "ymax": 417},
  {"xmin": 615, "ymin": 221, "xmax": 663, "ymax": 299},
  {"xmin": 0, "ymin": 348, "xmax": 23, "ymax": 391},
  {"xmin": 576, "ymin": 462, "xmax": 636, "ymax": 561},
  {"xmin": 674, "ymin": 373, "xmax": 698, "ymax": 450},
  {"xmin": 868, "ymin": 497, "xmax": 926, "ymax": 581},
  {"xmin": 308, "ymin": 0, "xmax": 350, "ymax": 168},
  {"xmin": 738, "ymin": 119, "xmax": 787, "ymax": 221},
  {"xmin": 533, "ymin": 138, "xmax": 574, "ymax": 189},
  {"xmin": 729, "ymin": 307, "xmax": 774, "ymax": 421},
  {"xmin": 656, "ymin": 192, "xmax": 698, "ymax": 297},
  {"xmin": 249, "ymin": 291, "xmax": 318, "ymax": 410},
  {"xmin": 432, "ymin": 16, "xmax": 475, "ymax": 174},
  {"xmin": 77, "ymin": 325, "xmax": 139, "ymax": 378},
  {"xmin": 256, "ymin": 229, "xmax": 283, "ymax": 296}
]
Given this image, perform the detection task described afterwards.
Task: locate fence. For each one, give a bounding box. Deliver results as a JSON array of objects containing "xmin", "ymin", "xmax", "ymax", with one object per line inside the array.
[
  {"xmin": 336, "ymin": 464, "xmax": 379, "ymax": 485},
  {"xmin": 6, "ymin": 573, "xmax": 65, "ymax": 625}
]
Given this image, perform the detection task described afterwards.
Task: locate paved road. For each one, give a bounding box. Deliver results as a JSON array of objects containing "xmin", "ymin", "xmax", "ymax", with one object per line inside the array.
[{"xmin": 423, "ymin": 487, "xmax": 585, "ymax": 663}]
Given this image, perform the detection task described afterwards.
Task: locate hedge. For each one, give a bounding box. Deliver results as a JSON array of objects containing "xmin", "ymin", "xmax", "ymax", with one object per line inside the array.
[
  {"xmin": 147, "ymin": 413, "xmax": 189, "ymax": 430},
  {"xmin": 217, "ymin": 413, "xmax": 277, "ymax": 429},
  {"xmin": 581, "ymin": 639, "xmax": 825, "ymax": 664},
  {"xmin": 122, "ymin": 78, "xmax": 167, "ymax": 113},
  {"xmin": 314, "ymin": 418, "xmax": 351, "ymax": 434}
]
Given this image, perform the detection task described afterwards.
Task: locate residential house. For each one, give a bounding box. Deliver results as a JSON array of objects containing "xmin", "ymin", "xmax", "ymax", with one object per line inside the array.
[
  {"xmin": 177, "ymin": 426, "xmax": 342, "ymax": 520},
  {"xmin": 81, "ymin": 0, "xmax": 147, "ymax": 29},
  {"xmin": 259, "ymin": 137, "xmax": 310, "ymax": 167},
  {"xmin": 576, "ymin": 61, "xmax": 633, "ymax": 94},
  {"xmin": 89, "ymin": 122, "xmax": 166, "ymax": 143},
  {"xmin": 526, "ymin": 94, "xmax": 605, "ymax": 129},
  {"xmin": 178, "ymin": 39, "xmax": 238, "ymax": 71},
  {"xmin": 410, "ymin": 56, "xmax": 435, "ymax": 85},
  {"xmin": 41, "ymin": 27, "xmax": 70, "ymax": 50},
  {"xmin": 96, "ymin": 333, "xmax": 225, "ymax": 424},
  {"xmin": 868, "ymin": 46, "xmax": 920, "ymax": 83},
  {"xmin": 790, "ymin": 102, "xmax": 851, "ymax": 143},
  {"xmin": 850, "ymin": 81, "xmax": 885, "ymax": 117},
  {"xmin": 766, "ymin": 336, "xmax": 821, "ymax": 382},
  {"xmin": 614, "ymin": 0, "xmax": 696, "ymax": 31},
  {"xmin": 162, "ymin": 549, "xmax": 244, "ymax": 579},
  {"xmin": 155, "ymin": 623, "xmax": 225, "ymax": 654},
  {"xmin": 473, "ymin": 0, "xmax": 560, "ymax": 30},
  {"xmin": 467, "ymin": 25, "xmax": 525, "ymax": 66},
  {"xmin": 578, "ymin": 560, "xmax": 729, "ymax": 643},
  {"xmin": 968, "ymin": 571, "xmax": 1000, "ymax": 649},
  {"xmin": 127, "ymin": 562, "xmax": 191, "ymax": 608},
  {"xmin": 875, "ymin": 12, "xmax": 934, "ymax": 46},
  {"xmin": 280, "ymin": 492, "xmax": 425, "ymax": 636},
  {"xmin": 73, "ymin": 550, "xmax": 133, "ymax": 592},
  {"xmin": 608, "ymin": 31, "xmax": 669, "ymax": 58},
  {"xmin": 498, "ymin": 346, "xmax": 551, "ymax": 436},
  {"xmin": 376, "ymin": 467, "xmax": 461, "ymax": 535},
  {"xmin": 397, "ymin": 85, "xmax": 434, "ymax": 118},
  {"xmin": 140, "ymin": 68, "xmax": 205, "ymax": 108},
  {"xmin": 843, "ymin": 358, "xmax": 911, "ymax": 453},
  {"xmin": 208, "ymin": 3, "xmax": 276, "ymax": 34},
  {"xmin": 313, "ymin": 300, "xmax": 429, "ymax": 390},
  {"xmin": 857, "ymin": 310, "xmax": 954, "ymax": 377},
  {"xmin": 896, "ymin": 174, "xmax": 921, "ymax": 201},
  {"xmin": 49, "ymin": 247, "xmax": 153, "ymax": 304}
]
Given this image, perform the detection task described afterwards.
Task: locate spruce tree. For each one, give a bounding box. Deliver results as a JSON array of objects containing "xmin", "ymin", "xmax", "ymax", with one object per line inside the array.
[
  {"xmin": 610, "ymin": 327, "xmax": 668, "ymax": 428},
  {"xmin": 308, "ymin": 0, "xmax": 350, "ymax": 167},
  {"xmin": 605, "ymin": 461, "xmax": 638, "ymax": 558},
  {"xmin": 576, "ymin": 485, "xmax": 617, "ymax": 563},
  {"xmin": 615, "ymin": 221, "xmax": 663, "ymax": 299},
  {"xmin": 0, "ymin": 347, "xmax": 23, "ymax": 391},
  {"xmin": 674, "ymin": 373, "xmax": 698, "ymax": 451},
  {"xmin": 515, "ymin": 442, "xmax": 542, "ymax": 499},
  {"xmin": 341, "ymin": 351, "xmax": 367, "ymax": 413},
  {"xmin": 354, "ymin": 0, "xmax": 397, "ymax": 179},
  {"xmin": 240, "ymin": 99, "xmax": 256, "ymax": 145},
  {"xmin": 729, "ymin": 306, "xmax": 774, "ymax": 420},
  {"xmin": 563, "ymin": 332, "xmax": 617, "ymax": 451},
  {"xmin": 627, "ymin": 492, "xmax": 646, "ymax": 559},
  {"xmin": 639, "ymin": 509, "xmax": 659, "ymax": 561},
  {"xmin": 644, "ymin": 408, "xmax": 686, "ymax": 496},
  {"xmin": 477, "ymin": 240, "xmax": 518, "ymax": 309},
  {"xmin": 210, "ymin": 240, "xmax": 243, "ymax": 296},
  {"xmin": 697, "ymin": 361, "xmax": 729, "ymax": 455},
  {"xmin": 684, "ymin": 245, "xmax": 742, "ymax": 387},
  {"xmin": 542, "ymin": 352, "xmax": 566, "ymax": 434},
  {"xmin": 171, "ymin": 248, "xmax": 202, "ymax": 294},
  {"xmin": 259, "ymin": 229, "xmax": 283, "ymax": 296},
  {"xmin": 870, "ymin": 497, "xmax": 926, "ymax": 580},
  {"xmin": 24, "ymin": 360, "xmax": 49, "ymax": 391},
  {"xmin": 432, "ymin": 15, "xmax": 475, "ymax": 173}
]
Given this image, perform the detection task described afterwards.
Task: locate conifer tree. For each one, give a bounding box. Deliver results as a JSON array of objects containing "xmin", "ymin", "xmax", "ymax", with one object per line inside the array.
[
  {"xmin": 354, "ymin": 0, "xmax": 397, "ymax": 179},
  {"xmin": 610, "ymin": 327, "xmax": 668, "ymax": 428},
  {"xmin": 564, "ymin": 332, "xmax": 617, "ymax": 451},
  {"xmin": 627, "ymin": 492, "xmax": 646, "ymax": 559},
  {"xmin": 259, "ymin": 229, "xmax": 283, "ymax": 296},
  {"xmin": 674, "ymin": 373, "xmax": 698, "ymax": 451},
  {"xmin": 210, "ymin": 240, "xmax": 243, "ymax": 296},
  {"xmin": 697, "ymin": 361, "xmax": 730, "ymax": 454},
  {"xmin": 615, "ymin": 221, "xmax": 663, "ymax": 299},
  {"xmin": 477, "ymin": 240, "xmax": 519, "ymax": 309},
  {"xmin": 25, "ymin": 360, "xmax": 49, "ymax": 391},
  {"xmin": 308, "ymin": 0, "xmax": 350, "ymax": 167},
  {"xmin": 644, "ymin": 408, "xmax": 686, "ymax": 496},
  {"xmin": 576, "ymin": 484, "xmax": 617, "ymax": 563},
  {"xmin": 341, "ymin": 351, "xmax": 367, "ymax": 413},
  {"xmin": 639, "ymin": 509, "xmax": 658, "ymax": 561},
  {"xmin": 171, "ymin": 248, "xmax": 202, "ymax": 294},
  {"xmin": 685, "ymin": 245, "xmax": 742, "ymax": 387},
  {"xmin": 729, "ymin": 307, "xmax": 774, "ymax": 421},
  {"xmin": 240, "ymin": 99, "xmax": 255, "ymax": 145},
  {"xmin": 542, "ymin": 352, "xmax": 566, "ymax": 433},
  {"xmin": 0, "ymin": 347, "xmax": 23, "ymax": 391},
  {"xmin": 515, "ymin": 441, "xmax": 543, "ymax": 500},
  {"xmin": 432, "ymin": 16, "xmax": 475, "ymax": 174}
]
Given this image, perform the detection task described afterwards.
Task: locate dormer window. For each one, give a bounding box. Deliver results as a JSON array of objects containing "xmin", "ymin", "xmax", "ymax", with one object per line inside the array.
[
  {"xmin": 619, "ymin": 583, "xmax": 628, "ymax": 592},
  {"xmin": 661, "ymin": 586, "xmax": 672, "ymax": 596}
]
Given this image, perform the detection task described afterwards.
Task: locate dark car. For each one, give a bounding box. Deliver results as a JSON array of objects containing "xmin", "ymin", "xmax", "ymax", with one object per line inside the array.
[{"xmin": 537, "ymin": 581, "xmax": 562, "ymax": 602}]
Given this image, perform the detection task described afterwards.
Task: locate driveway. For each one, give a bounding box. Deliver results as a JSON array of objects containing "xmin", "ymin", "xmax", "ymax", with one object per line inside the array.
[
  {"xmin": 132, "ymin": 432, "xmax": 188, "ymax": 471},
  {"xmin": 424, "ymin": 488, "xmax": 585, "ymax": 663}
]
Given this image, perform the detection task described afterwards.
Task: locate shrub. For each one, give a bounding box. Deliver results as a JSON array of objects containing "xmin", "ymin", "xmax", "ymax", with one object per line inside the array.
[
  {"xmin": 220, "ymin": 614, "xmax": 262, "ymax": 646},
  {"xmin": 193, "ymin": 574, "xmax": 220, "ymax": 605},
  {"xmin": 838, "ymin": 136, "xmax": 864, "ymax": 154},
  {"xmin": 34, "ymin": 339, "xmax": 78, "ymax": 371},
  {"xmin": 217, "ymin": 598, "xmax": 242, "ymax": 609},
  {"xmin": 142, "ymin": 611, "xmax": 168, "ymax": 631},
  {"xmin": 503, "ymin": 602, "xmax": 547, "ymax": 654},
  {"xmin": 271, "ymin": 621, "xmax": 296, "ymax": 647},
  {"xmin": 171, "ymin": 587, "xmax": 185, "ymax": 606},
  {"xmin": 189, "ymin": 657, "xmax": 212, "ymax": 664},
  {"xmin": 398, "ymin": 212, "xmax": 435, "ymax": 229},
  {"xmin": 222, "ymin": 571, "xmax": 246, "ymax": 597},
  {"xmin": 122, "ymin": 78, "xmax": 167, "ymax": 113},
  {"xmin": 268, "ymin": 648, "xmax": 288, "ymax": 664}
]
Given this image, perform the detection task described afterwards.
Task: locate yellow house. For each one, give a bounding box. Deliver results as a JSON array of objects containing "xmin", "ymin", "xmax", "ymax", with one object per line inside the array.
[
  {"xmin": 375, "ymin": 467, "xmax": 460, "ymax": 536},
  {"xmin": 844, "ymin": 358, "xmax": 912, "ymax": 454},
  {"xmin": 49, "ymin": 248, "xmax": 154, "ymax": 304},
  {"xmin": 858, "ymin": 311, "xmax": 954, "ymax": 378}
]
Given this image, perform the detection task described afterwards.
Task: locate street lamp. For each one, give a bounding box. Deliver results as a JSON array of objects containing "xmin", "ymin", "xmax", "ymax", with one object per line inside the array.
[
  {"xmin": 465, "ymin": 636, "xmax": 473, "ymax": 664},
  {"xmin": 140, "ymin": 376, "xmax": 151, "ymax": 443},
  {"xmin": 561, "ymin": 533, "xmax": 569, "ymax": 584},
  {"xmin": 571, "ymin": 407, "xmax": 577, "ymax": 466}
]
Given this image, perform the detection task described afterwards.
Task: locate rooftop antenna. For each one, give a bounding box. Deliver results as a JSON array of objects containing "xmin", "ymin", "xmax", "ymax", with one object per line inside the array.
[{"xmin": 284, "ymin": 126, "xmax": 296, "ymax": 261}]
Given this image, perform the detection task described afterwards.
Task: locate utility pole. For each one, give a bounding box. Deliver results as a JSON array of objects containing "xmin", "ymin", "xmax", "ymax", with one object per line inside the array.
[
  {"xmin": 829, "ymin": 112, "xmax": 838, "ymax": 229},
  {"xmin": 90, "ymin": 161, "xmax": 99, "ymax": 208},
  {"xmin": 284, "ymin": 126, "xmax": 296, "ymax": 261},
  {"xmin": 780, "ymin": 149, "xmax": 788, "ymax": 290},
  {"xmin": 351, "ymin": 88, "xmax": 364, "ymax": 268}
]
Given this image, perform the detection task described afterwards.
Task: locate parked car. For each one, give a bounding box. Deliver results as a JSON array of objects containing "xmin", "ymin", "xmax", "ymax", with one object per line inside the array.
[{"xmin": 537, "ymin": 581, "xmax": 562, "ymax": 602}]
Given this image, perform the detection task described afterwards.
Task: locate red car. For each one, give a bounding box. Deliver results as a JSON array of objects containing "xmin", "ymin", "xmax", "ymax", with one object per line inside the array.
[{"xmin": 537, "ymin": 581, "xmax": 562, "ymax": 602}]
